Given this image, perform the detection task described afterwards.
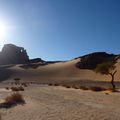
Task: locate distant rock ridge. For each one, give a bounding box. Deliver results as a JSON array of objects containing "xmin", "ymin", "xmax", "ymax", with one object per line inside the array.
[
  {"xmin": 29, "ymin": 58, "xmax": 45, "ymax": 63},
  {"xmin": 76, "ymin": 52, "xmax": 118, "ymax": 69},
  {"xmin": 0, "ymin": 44, "xmax": 119, "ymax": 68}
]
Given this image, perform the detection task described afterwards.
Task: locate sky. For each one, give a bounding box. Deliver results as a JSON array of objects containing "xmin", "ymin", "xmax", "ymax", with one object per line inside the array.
[{"xmin": 0, "ymin": 0, "xmax": 120, "ymax": 61}]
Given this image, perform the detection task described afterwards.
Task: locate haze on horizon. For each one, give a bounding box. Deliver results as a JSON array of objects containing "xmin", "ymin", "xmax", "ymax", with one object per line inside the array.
[{"xmin": 0, "ymin": 0, "xmax": 120, "ymax": 61}]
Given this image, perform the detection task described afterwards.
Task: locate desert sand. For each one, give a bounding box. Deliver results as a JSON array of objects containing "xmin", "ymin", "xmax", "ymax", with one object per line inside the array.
[
  {"xmin": 0, "ymin": 84, "xmax": 120, "ymax": 120},
  {"xmin": 1, "ymin": 58, "xmax": 120, "ymax": 83},
  {"xmin": 0, "ymin": 58, "xmax": 120, "ymax": 120}
]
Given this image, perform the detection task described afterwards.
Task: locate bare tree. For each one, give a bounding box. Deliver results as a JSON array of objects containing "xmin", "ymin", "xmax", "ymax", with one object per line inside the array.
[{"xmin": 95, "ymin": 62, "xmax": 117, "ymax": 89}]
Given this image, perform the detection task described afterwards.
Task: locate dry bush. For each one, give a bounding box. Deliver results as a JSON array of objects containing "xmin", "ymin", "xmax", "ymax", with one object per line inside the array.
[
  {"xmin": 21, "ymin": 83, "xmax": 27, "ymax": 87},
  {"xmin": 5, "ymin": 87, "xmax": 9, "ymax": 90},
  {"xmin": 18, "ymin": 86, "xmax": 24, "ymax": 91},
  {"xmin": 11, "ymin": 86, "xmax": 24, "ymax": 91},
  {"xmin": 72, "ymin": 85, "xmax": 80, "ymax": 89},
  {"xmin": 89, "ymin": 86, "xmax": 106, "ymax": 92},
  {"xmin": 53, "ymin": 84, "xmax": 59, "ymax": 86},
  {"xmin": 79, "ymin": 86, "xmax": 89, "ymax": 90},
  {"xmin": 11, "ymin": 87, "xmax": 19, "ymax": 91},
  {"xmin": 62, "ymin": 85, "xmax": 71, "ymax": 88},
  {"xmin": 48, "ymin": 83, "xmax": 60, "ymax": 86},
  {"xmin": 3, "ymin": 93, "xmax": 25, "ymax": 107},
  {"xmin": 48, "ymin": 83, "xmax": 53, "ymax": 86},
  {"xmin": 14, "ymin": 78, "xmax": 21, "ymax": 81}
]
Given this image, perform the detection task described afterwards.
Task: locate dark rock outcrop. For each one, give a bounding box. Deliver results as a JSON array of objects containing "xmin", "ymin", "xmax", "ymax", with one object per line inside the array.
[
  {"xmin": 30, "ymin": 58, "xmax": 45, "ymax": 64},
  {"xmin": 76, "ymin": 52, "xmax": 117, "ymax": 69},
  {"xmin": 0, "ymin": 44, "xmax": 29, "ymax": 65}
]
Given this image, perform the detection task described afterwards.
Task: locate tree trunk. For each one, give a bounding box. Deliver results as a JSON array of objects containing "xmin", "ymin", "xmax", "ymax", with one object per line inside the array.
[{"xmin": 111, "ymin": 74, "xmax": 115, "ymax": 89}]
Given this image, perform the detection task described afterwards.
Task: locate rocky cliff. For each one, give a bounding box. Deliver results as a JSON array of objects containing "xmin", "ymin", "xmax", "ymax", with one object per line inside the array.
[
  {"xmin": 0, "ymin": 44, "xmax": 29, "ymax": 65},
  {"xmin": 76, "ymin": 52, "xmax": 118, "ymax": 69}
]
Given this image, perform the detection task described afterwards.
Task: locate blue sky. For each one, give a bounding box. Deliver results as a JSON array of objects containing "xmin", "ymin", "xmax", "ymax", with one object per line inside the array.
[{"xmin": 0, "ymin": 0, "xmax": 120, "ymax": 60}]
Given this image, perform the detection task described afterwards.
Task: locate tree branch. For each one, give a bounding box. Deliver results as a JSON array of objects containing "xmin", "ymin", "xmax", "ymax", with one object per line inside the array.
[{"xmin": 113, "ymin": 70, "xmax": 117, "ymax": 75}]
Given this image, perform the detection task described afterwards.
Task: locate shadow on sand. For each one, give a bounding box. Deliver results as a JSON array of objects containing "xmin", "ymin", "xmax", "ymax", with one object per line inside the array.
[{"xmin": 0, "ymin": 65, "xmax": 14, "ymax": 82}]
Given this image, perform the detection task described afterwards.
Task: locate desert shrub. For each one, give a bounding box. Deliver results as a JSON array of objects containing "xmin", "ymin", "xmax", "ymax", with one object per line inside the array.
[
  {"xmin": 11, "ymin": 87, "xmax": 19, "ymax": 91},
  {"xmin": 21, "ymin": 83, "xmax": 27, "ymax": 87},
  {"xmin": 3, "ymin": 93, "xmax": 25, "ymax": 107},
  {"xmin": 48, "ymin": 83, "xmax": 53, "ymax": 86},
  {"xmin": 11, "ymin": 86, "xmax": 24, "ymax": 91},
  {"xmin": 53, "ymin": 84, "xmax": 59, "ymax": 86},
  {"xmin": 5, "ymin": 87, "xmax": 9, "ymax": 90},
  {"xmin": 89, "ymin": 86, "xmax": 106, "ymax": 92},
  {"xmin": 18, "ymin": 86, "xmax": 24, "ymax": 91},
  {"xmin": 62, "ymin": 85, "xmax": 71, "ymax": 88},
  {"xmin": 79, "ymin": 86, "xmax": 89, "ymax": 90},
  {"xmin": 14, "ymin": 78, "xmax": 21, "ymax": 81},
  {"xmin": 72, "ymin": 85, "xmax": 80, "ymax": 89}
]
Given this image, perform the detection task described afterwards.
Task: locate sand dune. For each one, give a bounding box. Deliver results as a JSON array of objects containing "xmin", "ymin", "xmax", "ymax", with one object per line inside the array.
[{"xmin": 1, "ymin": 58, "xmax": 120, "ymax": 84}]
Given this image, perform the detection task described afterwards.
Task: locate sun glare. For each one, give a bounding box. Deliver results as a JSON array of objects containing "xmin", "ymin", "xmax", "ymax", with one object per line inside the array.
[
  {"xmin": 0, "ymin": 23, "xmax": 7, "ymax": 36},
  {"xmin": 0, "ymin": 22, "xmax": 8, "ymax": 44}
]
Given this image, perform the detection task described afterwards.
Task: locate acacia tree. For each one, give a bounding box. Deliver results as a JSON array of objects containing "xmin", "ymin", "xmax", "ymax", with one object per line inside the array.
[{"xmin": 95, "ymin": 62, "xmax": 117, "ymax": 89}]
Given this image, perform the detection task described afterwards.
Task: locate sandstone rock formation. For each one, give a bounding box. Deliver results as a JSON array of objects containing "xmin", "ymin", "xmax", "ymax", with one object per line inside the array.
[{"xmin": 0, "ymin": 44, "xmax": 29, "ymax": 65}]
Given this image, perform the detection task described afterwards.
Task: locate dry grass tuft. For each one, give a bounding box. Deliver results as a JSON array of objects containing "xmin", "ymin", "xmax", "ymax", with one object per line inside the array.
[
  {"xmin": 11, "ymin": 86, "xmax": 24, "ymax": 91},
  {"xmin": 79, "ymin": 86, "xmax": 89, "ymax": 90},
  {"xmin": 72, "ymin": 85, "xmax": 80, "ymax": 89},
  {"xmin": 3, "ymin": 93, "xmax": 25, "ymax": 108},
  {"xmin": 106, "ymin": 88, "xmax": 119, "ymax": 92},
  {"xmin": 5, "ymin": 87, "xmax": 9, "ymax": 90},
  {"xmin": 21, "ymin": 83, "xmax": 28, "ymax": 87},
  {"xmin": 18, "ymin": 86, "xmax": 24, "ymax": 91},
  {"xmin": 89, "ymin": 86, "xmax": 106, "ymax": 92},
  {"xmin": 62, "ymin": 85, "xmax": 71, "ymax": 88},
  {"xmin": 48, "ymin": 83, "xmax": 53, "ymax": 86},
  {"xmin": 11, "ymin": 87, "xmax": 19, "ymax": 91},
  {"xmin": 14, "ymin": 78, "xmax": 21, "ymax": 81},
  {"xmin": 53, "ymin": 84, "xmax": 59, "ymax": 86}
]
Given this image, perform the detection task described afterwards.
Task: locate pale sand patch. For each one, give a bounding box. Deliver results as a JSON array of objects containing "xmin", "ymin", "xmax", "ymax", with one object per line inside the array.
[{"xmin": 0, "ymin": 85, "xmax": 120, "ymax": 120}]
